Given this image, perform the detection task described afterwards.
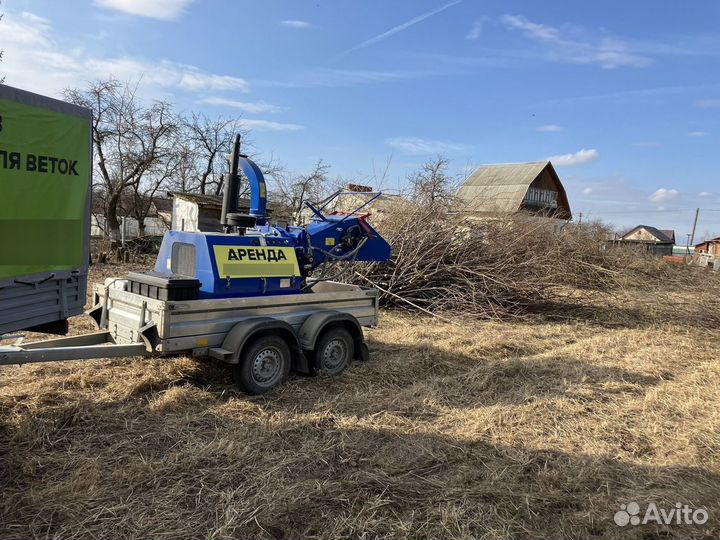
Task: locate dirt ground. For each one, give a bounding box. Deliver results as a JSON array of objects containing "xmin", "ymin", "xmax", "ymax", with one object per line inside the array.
[{"xmin": 1, "ymin": 263, "xmax": 719, "ymax": 539}]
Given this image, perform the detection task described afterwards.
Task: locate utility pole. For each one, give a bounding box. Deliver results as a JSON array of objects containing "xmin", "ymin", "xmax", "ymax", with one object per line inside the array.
[{"xmin": 689, "ymin": 208, "xmax": 700, "ymax": 247}]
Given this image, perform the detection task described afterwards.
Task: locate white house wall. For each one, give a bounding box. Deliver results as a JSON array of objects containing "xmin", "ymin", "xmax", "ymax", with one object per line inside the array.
[{"xmin": 171, "ymin": 198, "xmax": 200, "ymax": 232}]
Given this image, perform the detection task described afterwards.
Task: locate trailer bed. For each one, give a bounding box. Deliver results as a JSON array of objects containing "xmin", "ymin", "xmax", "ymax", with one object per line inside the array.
[
  {"xmin": 98, "ymin": 279, "xmax": 378, "ymax": 353},
  {"xmin": 1, "ymin": 279, "xmax": 379, "ymax": 368}
]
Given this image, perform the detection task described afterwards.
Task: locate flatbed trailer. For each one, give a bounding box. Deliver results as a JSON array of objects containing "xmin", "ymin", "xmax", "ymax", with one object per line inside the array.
[{"xmin": 0, "ymin": 279, "xmax": 379, "ymax": 394}]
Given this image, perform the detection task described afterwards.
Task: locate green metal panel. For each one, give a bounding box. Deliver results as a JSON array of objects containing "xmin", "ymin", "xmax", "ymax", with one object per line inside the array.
[
  {"xmin": 0, "ymin": 85, "xmax": 92, "ymax": 334},
  {"xmin": 0, "ymin": 91, "xmax": 91, "ymax": 279}
]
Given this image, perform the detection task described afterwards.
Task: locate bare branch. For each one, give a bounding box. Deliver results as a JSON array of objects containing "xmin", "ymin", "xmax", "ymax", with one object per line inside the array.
[{"xmin": 63, "ymin": 79, "xmax": 178, "ymax": 242}]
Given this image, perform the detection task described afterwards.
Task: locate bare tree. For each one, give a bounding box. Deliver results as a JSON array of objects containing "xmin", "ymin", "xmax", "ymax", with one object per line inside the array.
[
  {"xmin": 171, "ymin": 137, "xmax": 201, "ymax": 194},
  {"xmin": 64, "ymin": 80, "xmax": 177, "ymax": 242},
  {"xmin": 178, "ymin": 113, "xmax": 245, "ymax": 195},
  {"xmin": 128, "ymin": 148, "xmax": 179, "ymax": 236},
  {"xmin": 408, "ymin": 155, "xmax": 457, "ymax": 208},
  {"xmin": 270, "ymin": 160, "xmax": 332, "ymax": 225}
]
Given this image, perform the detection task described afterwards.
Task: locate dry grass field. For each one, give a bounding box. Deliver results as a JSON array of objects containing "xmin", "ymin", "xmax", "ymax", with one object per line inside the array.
[{"xmin": 2, "ymin": 262, "xmax": 720, "ymax": 539}]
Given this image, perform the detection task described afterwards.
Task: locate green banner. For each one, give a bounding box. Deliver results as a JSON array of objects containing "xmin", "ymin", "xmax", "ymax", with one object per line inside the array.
[{"xmin": 0, "ymin": 99, "xmax": 90, "ymax": 278}]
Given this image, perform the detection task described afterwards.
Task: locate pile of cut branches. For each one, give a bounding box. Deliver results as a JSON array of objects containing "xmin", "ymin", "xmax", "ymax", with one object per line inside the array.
[{"xmin": 347, "ymin": 201, "xmax": 700, "ymax": 317}]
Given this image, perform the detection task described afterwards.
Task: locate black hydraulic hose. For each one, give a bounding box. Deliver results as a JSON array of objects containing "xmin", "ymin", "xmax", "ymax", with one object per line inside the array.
[{"xmin": 302, "ymin": 237, "xmax": 368, "ymax": 292}]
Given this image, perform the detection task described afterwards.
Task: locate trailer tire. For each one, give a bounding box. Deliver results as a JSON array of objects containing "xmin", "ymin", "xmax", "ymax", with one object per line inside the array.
[
  {"xmin": 313, "ymin": 327, "xmax": 354, "ymax": 376},
  {"xmin": 234, "ymin": 335, "xmax": 291, "ymax": 394}
]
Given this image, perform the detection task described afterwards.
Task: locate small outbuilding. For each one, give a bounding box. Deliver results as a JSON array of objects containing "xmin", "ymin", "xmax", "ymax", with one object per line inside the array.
[
  {"xmin": 694, "ymin": 237, "xmax": 720, "ymax": 258},
  {"xmin": 170, "ymin": 192, "xmax": 224, "ymax": 232},
  {"xmin": 456, "ymin": 161, "xmax": 572, "ymax": 220},
  {"xmin": 618, "ymin": 225, "xmax": 675, "ymax": 257}
]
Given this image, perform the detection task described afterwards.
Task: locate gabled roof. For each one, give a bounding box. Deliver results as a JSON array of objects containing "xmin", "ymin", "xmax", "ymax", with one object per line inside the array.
[
  {"xmin": 660, "ymin": 229, "xmax": 675, "ymax": 243},
  {"xmin": 152, "ymin": 198, "xmax": 173, "ymax": 213},
  {"xmin": 695, "ymin": 236, "xmax": 720, "ymax": 247},
  {"xmin": 620, "ymin": 225, "xmax": 675, "ymax": 243},
  {"xmin": 456, "ymin": 161, "xmax": 571, "ymax": 218}
]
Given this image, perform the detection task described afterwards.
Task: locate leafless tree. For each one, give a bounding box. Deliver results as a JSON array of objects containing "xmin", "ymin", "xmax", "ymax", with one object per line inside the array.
[
  {"xmin": 64, "ymin": 80, "xmax": 177, "ymax": 242},
  {"xmin": 408, "ymin": 155, "xmax": 457, "ymax": 208},
  {"xmin": 127, "ymin": 148, "xmax": 179, "ymax": 235},
  {"xmin": 178, "ymin": 112, "xmax": 245, "ymax": 195},
  {"xmin": 270, "ymin": 160, "xmax": 332, "ymax": 225}
]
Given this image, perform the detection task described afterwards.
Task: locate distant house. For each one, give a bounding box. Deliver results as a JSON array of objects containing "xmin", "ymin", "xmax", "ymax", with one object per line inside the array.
[
  {"xmin": 169, "ymin": 192, "xmax": 292, "ymax": 232},
  {"xmin": 618, "ymin": 225, "xmax": 675, "ymax": 257},
  {"xmin": 456, "ymin": 161, "xmax": 572, "ymax": 220},
  {"xmin": 694, "ymin": 237, "xmax": 720, "ymax": 258}
]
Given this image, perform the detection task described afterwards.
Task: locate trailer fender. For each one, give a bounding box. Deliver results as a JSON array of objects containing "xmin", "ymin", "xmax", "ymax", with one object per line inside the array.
[
  {"xmin": 298, "ymin": 311, "xmax": 368, "ymax": 364},
  {"xmin": 218, "ymin": 317, "xmax": 309, "ymax": 373}
]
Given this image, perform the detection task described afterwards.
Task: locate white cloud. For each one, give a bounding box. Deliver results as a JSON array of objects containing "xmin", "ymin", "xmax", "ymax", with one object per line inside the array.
[
  {"xmin": 583, "ymin": 187, "xmax": 593, "ymax": 194},
  {"xmin": 466, "ymin": 17, "xmax": 489, "ymax": 40},
  {"xmin": 1, "ymin": 11, "xmax": 52, "ymax": 47},
  {"xmin": 280, "ymin": 20, "xmax": 312, "ymax": 28},
  {"xmin": 385, "ymin": 136, "xmax": 469, "ymax": 155},
  {"xmin": 696, "ymin": 99, "xmax": 720, "ymax": 108},
  {"xmin": 94, "ymin": 0, "xmax": 193, "ymax": 20},
  {"xmin": 537, "ymin": 124, "xmax": 563, "ymax": 132},
  {"xmin": 547, "ymin": 148, "xmax": 599, "ymax": 166},
  {"xmin": 200, "ymin": 97, "xmax": 281, "ymax": 113},
  {"xmin": 240, "ymin": 119, "xmax": 304, "ymax": 132},
  {"xmin": 84, "ymin": 58, "xmax": 248, "ymax": 92},
  {"xmin": 688, "ymin": 131, "xmax": 707, "ymax": 137},
  {"xmin": 341, "ymin": 0, "xmax": 461, "ymax": 56},
  {"xmin": 501, "ymin": 15, "xmax": 560, "ymax": 42},
  {"xmin": 0, "ymin": 10, "xmax": 248, "ymax": 96},
  {"xmin": 649, "ymin": 188, "xmax": 681, "ymax": 203},
  {"xmin": 698, "ymin": 191, "xmax": 716, "ymax": 199},
  {"xmin": 501, "ymin": 14, "xmax": 650, "ymax": 69},
  {"xmin": 174, "ymin": 70, "xmax": 248, "ymax": 92}
]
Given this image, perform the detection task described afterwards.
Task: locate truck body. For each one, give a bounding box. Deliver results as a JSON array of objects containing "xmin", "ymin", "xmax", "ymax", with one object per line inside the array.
[{"xmin": 0, "ymin": 85, "xmax": 92, "ymax": 335}]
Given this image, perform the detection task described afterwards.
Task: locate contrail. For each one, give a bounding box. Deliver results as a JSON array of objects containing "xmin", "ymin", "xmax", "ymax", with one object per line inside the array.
[{"xmin": 340, "ymin": 0, "xmax": 462, "ymax": 57}]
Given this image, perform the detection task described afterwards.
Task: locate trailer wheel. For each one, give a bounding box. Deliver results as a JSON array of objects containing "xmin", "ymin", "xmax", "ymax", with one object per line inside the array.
[
  {"xmin": 314, "ymin": 327, "xmax": 354, "ymax": 376},
  {"xmin": 234, "ymin": 335, "xmax": 291, "ymax": 394}
]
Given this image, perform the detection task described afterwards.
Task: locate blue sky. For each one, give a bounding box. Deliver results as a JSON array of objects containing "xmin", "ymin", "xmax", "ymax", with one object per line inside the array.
[{"xmin": 3, "ymin": 0, "xmax": 720, "ymax": 241}]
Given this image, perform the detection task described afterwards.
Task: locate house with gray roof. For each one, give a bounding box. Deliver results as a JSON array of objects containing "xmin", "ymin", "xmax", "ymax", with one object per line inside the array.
[
  {"xmin": 456, "ymin": 161, "xmax": 572, "ymax": 220},
  {"xmin": 618, "ymin": 225, "xmax": 676, "ymax": 257}
]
